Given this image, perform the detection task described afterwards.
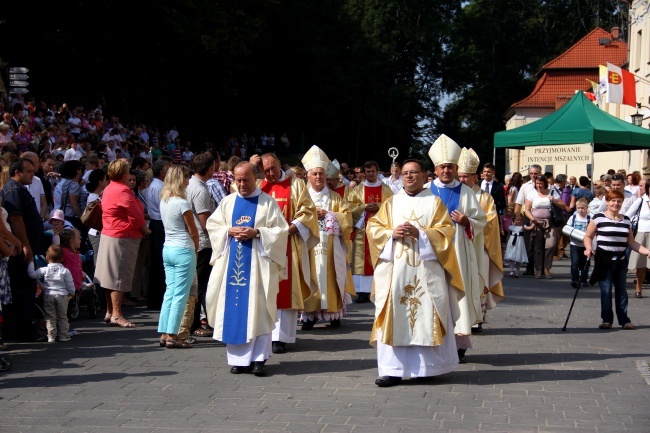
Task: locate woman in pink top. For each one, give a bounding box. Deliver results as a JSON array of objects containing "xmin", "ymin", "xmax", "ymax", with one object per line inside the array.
[{"xmin": 94, "ymin": 160, "xmax": 151, "ymax": 328}]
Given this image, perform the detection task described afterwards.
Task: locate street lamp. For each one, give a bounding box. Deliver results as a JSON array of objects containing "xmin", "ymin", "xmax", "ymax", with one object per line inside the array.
[{"xmin": 631, "ymin": 103, "xmax": 650, "ymax": 127}]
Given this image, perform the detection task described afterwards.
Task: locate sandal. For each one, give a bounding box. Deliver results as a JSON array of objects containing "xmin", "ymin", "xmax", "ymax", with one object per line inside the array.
[
  {"xmin": 159, "ymin": 334, "xmax": 169, "ymax": 347},
  {"xmin": 635, "ymin": 292, "xmax": 643, "ymax": 298},
  {"xmin": 598, "ymin": 322, "xmax": 612, "ymax": 329},
  {"xmin": 193, "ymin": 328, "xmax": 213, "ymax": 337},
  {"xmin": 166, "ymin": 338, "xmax": 192, "ymax": 349},
  {"xmin": 623, "ymin": 323, "xmax": 635, "ymax": 330},
  {"xmin": 110, "ymin": 316, "xmax": 136, "ymax": 328}
]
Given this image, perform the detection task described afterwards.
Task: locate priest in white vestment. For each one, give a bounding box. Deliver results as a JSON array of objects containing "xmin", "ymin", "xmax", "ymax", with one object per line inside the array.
[
  {"xmin": 457, "ymin": 148, "xmax": 504, "ymax": 333},
  {"xmin": 300, "ymin": 146, "xmax": 354, "ymax": 329},
  {"xmin": 206, "ymin": 162, "xmax": 289, "ymax": 376},
  {"xmin": 427, "ymin": 135, "xmax": 487, "ymax": 364},
  {"xmin": 367, "ymin": 159, "xmax": 465, "ymax": 387}
]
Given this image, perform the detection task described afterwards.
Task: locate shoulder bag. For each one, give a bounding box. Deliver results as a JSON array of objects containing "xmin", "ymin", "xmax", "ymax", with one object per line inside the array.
[
  {"xmin": 630, "ymin": 198, "xmax": 642, "ymax": 237},
  {"xmin": 81, "ymin": 198, "xmax": 103, "ymax": 231},
  {"xmin": 549, "ymin": 195, "xmax": 566, "ymax": 228}
]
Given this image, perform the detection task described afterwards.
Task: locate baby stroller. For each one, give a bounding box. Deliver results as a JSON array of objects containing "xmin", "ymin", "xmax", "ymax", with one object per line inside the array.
[{"xmin": 33, "ymin": 255, "xmax": 98, "ymax": 325}]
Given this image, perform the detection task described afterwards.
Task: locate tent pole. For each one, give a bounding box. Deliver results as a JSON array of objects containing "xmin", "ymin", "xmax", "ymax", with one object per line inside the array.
[
  {"xmin": 493, "ymin": 147, "xmax": 496, "ymax": 166},
  {"xmin": 591, "ymin": 142, "xmax": 595, "ymax": 193}
]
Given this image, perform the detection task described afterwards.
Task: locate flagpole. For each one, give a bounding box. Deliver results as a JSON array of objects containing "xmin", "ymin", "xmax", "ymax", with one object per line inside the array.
[{"xmin": 600, "ymin": 64, "xmax": 650, "ymax": 86}]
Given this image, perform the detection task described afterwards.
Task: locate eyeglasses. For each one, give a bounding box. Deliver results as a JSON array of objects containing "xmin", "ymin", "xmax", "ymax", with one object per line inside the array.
[{"xmin": 401, "ymin": 170, "xmax": 421, "ymax": 177}]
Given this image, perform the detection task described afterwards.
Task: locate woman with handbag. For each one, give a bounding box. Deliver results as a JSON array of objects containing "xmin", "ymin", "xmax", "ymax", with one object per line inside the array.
[
  {"xmin": 584, "ymin": 189, "xmax": 650, "ymax": 330},
  {"xmin": 625, "ymin": 180, "xmax": 649, "ymax": 298},
  {"xmin": 94, "ymin": 160, "xmax": 150, "ymax": 328},
  {"xmin": 525, "ymin": 175, "xmax": 567, "ymax": 279},
  {"xmin": 83, "ymin": 169, "xmax": 109, "ymax": 312}
]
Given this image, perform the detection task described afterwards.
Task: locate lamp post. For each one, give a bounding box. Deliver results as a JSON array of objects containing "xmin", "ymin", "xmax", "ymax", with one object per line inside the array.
[{"xmin": 631, "ymin": 103, "xmax": 650, "ymax": 127}]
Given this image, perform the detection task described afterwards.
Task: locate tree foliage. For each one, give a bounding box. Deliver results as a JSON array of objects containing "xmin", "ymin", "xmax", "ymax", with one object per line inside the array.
[{"xmin": 0, "ymin": 0, "xmax": 628, "ymax": 169}]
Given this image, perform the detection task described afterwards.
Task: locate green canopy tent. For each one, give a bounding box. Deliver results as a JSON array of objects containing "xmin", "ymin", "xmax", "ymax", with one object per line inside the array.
[{"xmin": 494, "ymin": 92, "xmax": 650, "ymax": 151}]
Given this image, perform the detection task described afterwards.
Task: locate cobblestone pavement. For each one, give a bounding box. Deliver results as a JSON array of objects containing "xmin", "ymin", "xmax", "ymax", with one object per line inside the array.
[{"xmin": 0, "ymin": 258, "xmax": 649, "ymax": 433}]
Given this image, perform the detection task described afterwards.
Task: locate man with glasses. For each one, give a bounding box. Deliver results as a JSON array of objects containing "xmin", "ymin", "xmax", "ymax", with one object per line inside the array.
[
  {"xmin": 515, "ymin": 164, "xmax": 543, "ymax": 275},
  {"xmin": 367, "ymin": 159, "xmax": 463, "ymax": 386},
  {"xmin": 428, "ymin": 136, "xmax": 486, "ymax": 363},
  {"xmin": 349, "ymin": 161, "xmax": 393, "ymax": 303},
  {"xmin": 597, "ymin": 174, "xmax": 636, "ymax": 214}
]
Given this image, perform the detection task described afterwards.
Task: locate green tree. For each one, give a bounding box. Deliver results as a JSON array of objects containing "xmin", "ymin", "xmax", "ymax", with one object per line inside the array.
[{"xmin": 438, "ymin": 0, "xmax": 624, "ymax": 171}]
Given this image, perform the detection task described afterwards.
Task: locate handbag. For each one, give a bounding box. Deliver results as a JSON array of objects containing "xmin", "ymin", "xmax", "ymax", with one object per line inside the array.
[
  {"xmin": 630, "ymin": 199, "xmax": 642, "ymax": 236},
  {"xmin": 550, "ymin": 201, "xmax": 566, "ymax": 228},
  {"xmin": 81, "ymin": 199, "xmax": 103, "ymax": 231}
]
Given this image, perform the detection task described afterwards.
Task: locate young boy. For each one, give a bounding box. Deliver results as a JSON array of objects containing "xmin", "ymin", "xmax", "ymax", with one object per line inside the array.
[
  {"xmin": 568, "ymin": 198, "xmax": 591, "ymax": 288},
  {"xmin": 27, "ymin": 245, "xmax": 75, "ymax": 342}
]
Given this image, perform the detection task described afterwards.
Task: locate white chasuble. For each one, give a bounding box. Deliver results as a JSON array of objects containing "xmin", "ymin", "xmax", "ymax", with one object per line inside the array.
[
  {"xmin": 304, "ymin": 187, "xmax": 353, "ymax": 315},
  {"xmin": 431, "ymin": 180, "xmax": 487, "ymax": 336},
  {"xmin": 205, "ymin": 190, "xmax": 289, "ymax": 344}
]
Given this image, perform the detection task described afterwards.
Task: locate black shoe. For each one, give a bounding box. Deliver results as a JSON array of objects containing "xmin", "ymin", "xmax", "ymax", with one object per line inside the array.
[
  {"xmin": 571, "ymin": 281, "xmax": 579, "ymax": 288},
  {"xmin": 471, "ymin": 324, "xmax": 482, "ymax": 334},
  {"xmin": 375, "ymin": 376, "xmax": 402, "ymax": 387},
  {"xmin": 458, "ymin": 349, "xmax": 467, "ymax": 364},
  {"xmin": 329, "ymin": 319, "xmax": 341, "ymax": 328},
  {"xmin": 252, "ymin": 361, "xmax": 266, "ymax": 377},
  {"xmin": 230, "ymin": 365, "xmax": 252, "ymax": 374},
  {"xmin": 522, "ymin": 270, "xmax": 535, "ymax": 276},
  {"xmin": 301, "ymin": 319, "xmax": 317, "ymax": 330},
  {"xmin": 356, "ymin": 293, "xmax": 370, "ymax": 303},
  {"xmin": 272, "ymin": 341, "xmax": 286, "ymax": 354}
]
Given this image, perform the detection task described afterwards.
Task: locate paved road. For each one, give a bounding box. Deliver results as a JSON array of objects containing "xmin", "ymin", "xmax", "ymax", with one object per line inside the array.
[{"xmin": 1, "ymin": 258, "xmax": 649, "ymax": 433}]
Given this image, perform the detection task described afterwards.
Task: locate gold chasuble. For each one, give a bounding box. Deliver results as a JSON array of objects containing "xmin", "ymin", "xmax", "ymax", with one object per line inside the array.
[
  {"xmin": 349, "ymin": 182, "xmax": 393, "ymax": 275},
  {"xmin": 472, "ymin": 185, "xmax": 505, "ymax": 309},
  {"xmin": 259, "ymin": 176, "xmax": 319, "ymax": 310},
  {"xmin": 367, "ymin": 189, "xmax": 464, "ymax": 347},
  {"xmin": 302, "ymin": 187, "xmax": 355, "ymax": 315}
]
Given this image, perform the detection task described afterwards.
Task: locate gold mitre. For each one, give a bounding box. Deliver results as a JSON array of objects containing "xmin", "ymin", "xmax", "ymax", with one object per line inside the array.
[
  {"xmin": 326, "ymin": 159, "xmax": 340, "ymax": 179},
  {"xmin": 428, "ymin": 134, "xmax": 462, "ymax": 166},
  {"xmin": 457, "ymin": 147, "xmax": 480, "ymax": 174},
  {"xmin": 301, "ymin": 145, "xmax": 330, "ymax": 172}
]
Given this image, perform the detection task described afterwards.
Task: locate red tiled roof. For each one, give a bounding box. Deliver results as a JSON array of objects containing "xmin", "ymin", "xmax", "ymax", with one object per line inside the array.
[
  {"xmin": 511, "ymin": 28, "xmax": 628, "ymax": 110},
  {"xmin": 512, "ymin": 71, "xmax": 598, "ymax": 109},
  {"xmin": 541, "ymin": 27, "xmax": 627, "ymax": 70}
]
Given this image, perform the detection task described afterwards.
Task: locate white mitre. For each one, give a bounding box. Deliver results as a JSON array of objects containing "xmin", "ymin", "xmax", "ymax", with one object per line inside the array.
[
  {"xmin": 428, "ymin": 134, "xmax": 462, "ymax": 166},
  {"xmin": 457, "ymin": 147, "xmax": 480, "ymax": 174},
  {"xmin": 302, "ymin": 145, "xmax": 330, "ymax": 172},
  {"xmin": 326, "ymin": 159, "xmax": 340, "ymax": 179}
]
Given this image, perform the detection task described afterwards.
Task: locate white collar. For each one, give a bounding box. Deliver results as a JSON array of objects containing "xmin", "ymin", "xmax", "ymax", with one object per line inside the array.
[
  {"xmin": 364, "ymin": 179, "xmax": 383, "ymax": 187},
  {"xmin": 279, "ymin": 170, "xmax": 286, "ymax": 182},
  {"xmin": 239, "ymin": 187, "xmax": 262, "ymax": 198},
  {"xmin": 308, "ymin": 185, "xmax": 330, "ymax": 196},
  {"xmin": 433, "ymin": 178, "xmax": 459, "ymax": 189}
]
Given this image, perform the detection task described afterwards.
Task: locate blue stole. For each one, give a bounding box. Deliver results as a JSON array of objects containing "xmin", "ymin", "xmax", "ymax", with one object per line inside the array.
[
  {"xmin": 430, "ymin": 183, "xmax": 463, "ymax": 216},
  {"xmin": 222, "ymin": 195, "xmax": 259, "ymax": 345}
]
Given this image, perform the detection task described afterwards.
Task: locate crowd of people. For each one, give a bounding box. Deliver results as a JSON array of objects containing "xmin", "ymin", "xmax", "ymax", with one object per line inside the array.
[{"xmin": 0, "ymin": 94, "xmax": 644, "ymax": 383}]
